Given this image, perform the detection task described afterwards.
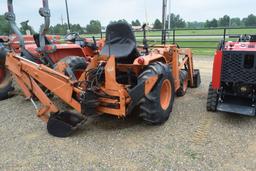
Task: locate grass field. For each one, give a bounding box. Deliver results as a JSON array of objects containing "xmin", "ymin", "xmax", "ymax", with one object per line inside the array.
[{"xmin": 82, "ymin": 27, "xmax": 256, "ymax": 56}]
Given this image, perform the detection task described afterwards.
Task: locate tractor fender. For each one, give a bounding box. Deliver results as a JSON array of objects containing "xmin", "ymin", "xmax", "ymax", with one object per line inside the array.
[{"xmin": 212, "ymin": 50, "xmax": 223, "ymax": 89}]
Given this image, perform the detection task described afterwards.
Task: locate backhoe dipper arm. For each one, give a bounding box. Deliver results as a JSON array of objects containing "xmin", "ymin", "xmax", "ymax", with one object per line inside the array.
[{"xmin": 5, "ymin": 53, "xmax": 82, "ymax": 122}]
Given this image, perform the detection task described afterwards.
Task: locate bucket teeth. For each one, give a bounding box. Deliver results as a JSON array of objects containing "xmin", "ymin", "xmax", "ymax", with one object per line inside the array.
[{"xmin": 47, "ymin": 111, "xmax": 86, "ymax": 138}]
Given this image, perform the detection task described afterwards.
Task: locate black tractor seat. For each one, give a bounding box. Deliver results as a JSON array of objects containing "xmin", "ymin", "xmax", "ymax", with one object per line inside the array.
[{"xmin": 100, "ymin": 22, "xmax": 140, "ymax": 64}]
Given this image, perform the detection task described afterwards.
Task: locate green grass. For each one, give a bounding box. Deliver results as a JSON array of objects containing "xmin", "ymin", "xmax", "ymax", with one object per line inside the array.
[
  {"xmin": 83, "ymin": 28, "xmax": 256, "ymax": 38},
  {"xmin": 173, "ymin": 28, "xmax": 256, "ymax": 35}
]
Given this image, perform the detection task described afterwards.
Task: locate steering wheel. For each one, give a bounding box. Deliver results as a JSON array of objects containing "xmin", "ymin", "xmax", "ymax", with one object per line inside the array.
[{"xmin": 64, "ymin": 32, "xmax": 80, "ymax": 42}]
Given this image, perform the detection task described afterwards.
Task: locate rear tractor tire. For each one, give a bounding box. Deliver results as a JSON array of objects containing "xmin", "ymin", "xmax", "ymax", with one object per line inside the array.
[
  {"xmin": 207, "ymin": 82, "xmax": 218, "ymax": 112},
  {"xmin": 139, "ymin": 62, "xmax": 175, "ymax": 125},
  {"xmin": 176, "ymin": 70, "xmax": 188, "ymax": 97},
  {"xmin": 55, "ymin": 56, "xmax": 88, "ymax": 80}
]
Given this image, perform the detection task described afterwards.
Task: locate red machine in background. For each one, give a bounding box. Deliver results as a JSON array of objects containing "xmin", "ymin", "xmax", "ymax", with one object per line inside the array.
[
  {"xmin": 7, "ymin": 34, "xmax": 61, "ymax": 53},
  {"xmin": 207, "ymin": 34, "xmax": 256, "ymax": 116}
]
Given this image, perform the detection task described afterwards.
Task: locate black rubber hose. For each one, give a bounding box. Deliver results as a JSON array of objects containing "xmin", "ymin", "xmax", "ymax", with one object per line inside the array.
[{"xmin": 0, "ymin": 44, "xmax": 8, "ymax": 62}]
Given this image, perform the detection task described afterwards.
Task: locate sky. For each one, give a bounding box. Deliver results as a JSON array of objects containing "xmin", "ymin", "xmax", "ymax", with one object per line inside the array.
[{"xmin": 0, "ymin": 0, "xmax": 255, "ymax": 31}]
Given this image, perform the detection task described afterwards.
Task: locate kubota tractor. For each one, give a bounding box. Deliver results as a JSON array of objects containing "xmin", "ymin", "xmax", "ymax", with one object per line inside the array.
[
  {"xmin": 207, "ymin": 34, "xmax": 256, "ymax": 116},
  {"xmin": 0, "ymin": 0, "xmax": 103, "ymax": 99},
  {"xmin": 4, "ymin": 21, "xmax": 201, "ymax": 137}
]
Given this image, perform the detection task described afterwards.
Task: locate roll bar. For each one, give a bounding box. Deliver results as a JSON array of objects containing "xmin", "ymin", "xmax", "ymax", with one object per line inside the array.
[
  {"xmin": 5, "ymin": 0, "xmax": 25, "ymax": 48},
  {"xmin": 5, "ymin": 0, "xmax": 51, "ymax": 51},
  {"xmin": 39, "ymin": 0, "xmax": 51, "ymax": 51}
]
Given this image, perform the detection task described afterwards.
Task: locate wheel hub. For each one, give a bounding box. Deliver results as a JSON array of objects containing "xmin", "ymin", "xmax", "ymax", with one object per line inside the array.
[{"xmin": 160, "ymin": 79, "xmax": 172, "ymax": 110}]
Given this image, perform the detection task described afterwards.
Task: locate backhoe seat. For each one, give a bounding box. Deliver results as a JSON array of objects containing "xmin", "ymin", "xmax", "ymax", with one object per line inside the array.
[{"xmin": 100, "ymin": 22, "xmax": 140, "ymax": 64}]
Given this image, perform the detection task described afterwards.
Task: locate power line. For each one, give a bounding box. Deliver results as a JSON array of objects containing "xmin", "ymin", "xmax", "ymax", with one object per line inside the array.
[{"xmin": 61, "ymin": 15, "xmax": 64, "ymax": 25}]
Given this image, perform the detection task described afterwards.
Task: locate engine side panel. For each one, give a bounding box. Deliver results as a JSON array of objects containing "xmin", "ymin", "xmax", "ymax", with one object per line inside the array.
[{"xmin": 221, "ymin": 51, "xmax": 256, "ymax": 84}]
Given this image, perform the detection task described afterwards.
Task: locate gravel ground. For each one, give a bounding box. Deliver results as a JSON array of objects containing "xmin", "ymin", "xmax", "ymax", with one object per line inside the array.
[{"xmin": 0, "ymin": 56, "xmax": 256, "ymax": 171}]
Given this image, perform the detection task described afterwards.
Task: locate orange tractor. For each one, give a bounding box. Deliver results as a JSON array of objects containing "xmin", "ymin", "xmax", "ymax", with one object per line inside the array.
[
  {"xmin": 4, "ymin": 21, "xmax": 201, "ymax": 137},
  {"xmin": 0, "ymin": 0, "xmax": 103, "ymax": 99}
]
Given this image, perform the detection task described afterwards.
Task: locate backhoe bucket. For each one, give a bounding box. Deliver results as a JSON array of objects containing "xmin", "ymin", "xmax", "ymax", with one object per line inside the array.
[{"xmin": 47, "ymin": 111, "xmax": 86, "ymax": 137}]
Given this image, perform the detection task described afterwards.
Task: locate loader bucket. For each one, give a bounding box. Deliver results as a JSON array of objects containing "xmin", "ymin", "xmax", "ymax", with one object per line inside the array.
[{"xmin": 47, "ymin": 111, "xmax": 86, "ymax": 138}]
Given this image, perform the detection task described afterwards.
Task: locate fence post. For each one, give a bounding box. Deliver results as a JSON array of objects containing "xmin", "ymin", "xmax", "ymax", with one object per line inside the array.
[
  {"xmin": 173, "ymin": 29, "xmax": 176, "ymax": 44},
  {"xmin": 161, "ymin": 29, "xmax": 166, "ymax": 45},
  {"xmin": 223, "ymin": 28, "xmax": 226, "ymax": 42}
]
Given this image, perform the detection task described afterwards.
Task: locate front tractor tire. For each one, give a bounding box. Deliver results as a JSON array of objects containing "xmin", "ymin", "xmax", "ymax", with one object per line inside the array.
[
  {"xmin": 139, "ymin": 62, "xmax": 175, "ymax": 125},
  {"xmin": 207, "ymin": 82, "xmax": 218, "ymax": 112},
  {"xmin": 191, "ymin": 69, "xmax": 201, "ymax": 88}
]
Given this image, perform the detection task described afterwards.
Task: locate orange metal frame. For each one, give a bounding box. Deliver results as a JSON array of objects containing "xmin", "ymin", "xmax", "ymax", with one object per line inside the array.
[{"xmin": 5, "ymin": 44, "xmax": 195, "ymax": 124}]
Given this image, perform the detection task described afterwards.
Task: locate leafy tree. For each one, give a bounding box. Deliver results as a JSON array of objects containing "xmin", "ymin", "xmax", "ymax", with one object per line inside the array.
[
  {"xmin": 153, "ymin": 19, "xmax": 162, "ymax": 29},
  {"xmin": 110, "ymin": 19, "xmax": 129, "ymax": 25},
  {"xmin": 48, "ymin": 23, "xmax": 85, "ymax": 34},
  {"xmin": 230, "ymin": 18, "xmax": 242, "ymax": 27},
  {"xmin": 218, "ymin": 15, "xmax": 230, "ymax": 27},
  {"xmin": 86, "ymin": 20, "xmax": 101, "ymax": 34},
  {"xmin": 186, "ymin": 21, "xmax": 205, "ymax": 28},
  {"xmin": 20, "ymin": 20, "xmax": 35, "ymax": 34},
  {"xmin": 168, "ymin": 13, "xmax": 186, "ymax": 29},
  {"xmin": 0, "ymin": 15, "xmax": 11, "ymax": 35},
  {"xmin": 205, "ymin": 19, "xmax": 218, "ymax": 28},
  {"xmin": 48, "ymin": 24, "xmax": 68, "ymax": 34},
  {"xmin": 132, "ymin": 19, "xmax": 141, "ymax": 26},
  {"xmin": 243, "ymin": 14, "xmax": 256, "ymax": 27},
  {"xmin": 70, "ymin": 24, "xmax": 85, "ymax": 34}
]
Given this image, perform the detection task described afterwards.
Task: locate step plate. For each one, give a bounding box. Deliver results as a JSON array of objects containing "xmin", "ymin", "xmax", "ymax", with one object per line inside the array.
[{"xmin": 217, "ymin": 102, "xmax": 256, "ymax": 116}]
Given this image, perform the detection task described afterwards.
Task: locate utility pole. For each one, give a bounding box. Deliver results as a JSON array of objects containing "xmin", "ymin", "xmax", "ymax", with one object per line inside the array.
[
  {"xmin": 168, "ymin": 0, "xmax": 171, "ymax": 30},
  {"xmin": 65, "ymin": 0, "xmax": 71, "ymax": 32},
  {"xmin": 162, "ymin": 0, "xmax": 167, "ymax": 44},
  {"xmin": 144, "ymin": 0, "xmax": 149, "ymax": 25},
  {"xmin": 61, "ymin": 15, "xmax": 64, "ymax": 25}
]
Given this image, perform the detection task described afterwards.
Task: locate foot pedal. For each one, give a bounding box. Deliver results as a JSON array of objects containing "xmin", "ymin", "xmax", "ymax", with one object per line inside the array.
[{"xmin": 47, "ymin": 111, "xmax": 86, "ymax": 138}]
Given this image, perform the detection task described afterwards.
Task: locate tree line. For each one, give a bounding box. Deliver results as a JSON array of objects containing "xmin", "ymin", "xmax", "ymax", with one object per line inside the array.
[
  {"xmin": 155, "ymin": 14, "xmax": 256, "ymax": 29},
  {"xmin": 0, "ymin": 14, "xmax": 256, "ymax": 35}
]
